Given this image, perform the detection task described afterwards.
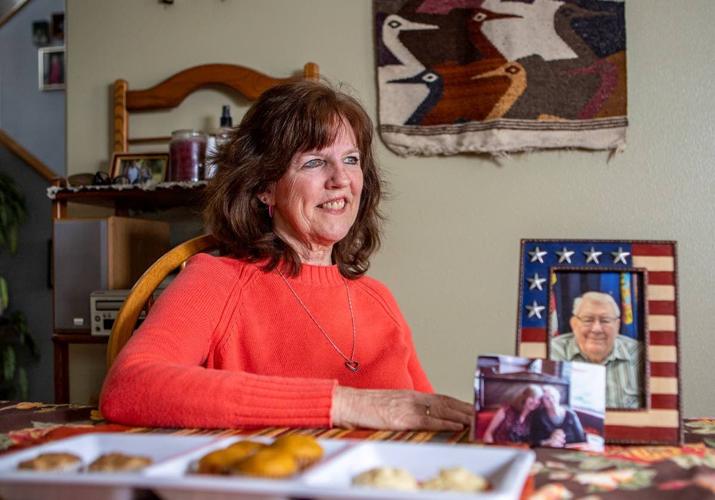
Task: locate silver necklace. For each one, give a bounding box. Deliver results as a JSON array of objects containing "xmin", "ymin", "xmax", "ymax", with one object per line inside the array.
[{"xmin": 277, "ymin": 270, "xmax": 359, "ymax": 372}]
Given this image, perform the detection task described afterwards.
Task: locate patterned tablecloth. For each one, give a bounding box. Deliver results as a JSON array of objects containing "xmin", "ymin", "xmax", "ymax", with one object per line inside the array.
[{"xmin": 1, "ymin": 401, "xmax": 714, "ymax": 499}]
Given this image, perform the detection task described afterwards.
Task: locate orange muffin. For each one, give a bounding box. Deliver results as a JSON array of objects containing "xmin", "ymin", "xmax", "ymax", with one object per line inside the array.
[
  {"xmin": 87, "ymin": 453, "xmax": 153, "ymax": 472},
  {"xmin": 232, "ymin": 448, "xmax": 298, "ymax": 478},
  {"xmin": 226, "ymin": 440, "xmax": 267, "ymax": 456},
  {"xmin": 196, "ymin": 445, "xmax": 263, "ymax": 475},
  {"xmin": 269, "ymin": 434, "xmax": 323, "ymax": 468},
  {"xmin": 17, "ymin": 452, "xmax": 82, "ymax": 472}
]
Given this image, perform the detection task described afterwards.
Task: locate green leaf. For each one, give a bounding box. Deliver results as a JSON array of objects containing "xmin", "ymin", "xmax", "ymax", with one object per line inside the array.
[
  {"xmin": 0, "ymin": 173, "xmax": 27, "ymax": 255},
  {"xmin": 0, "ymin": 276, "xmax": 7, "ymax": 312},
  {"xmin": 2, "ymin": 346, "xmax": 15, "ymax": 381},
  {"xmin": 0, "ymin": 433, "xmax": 14, "ymax": 451}
]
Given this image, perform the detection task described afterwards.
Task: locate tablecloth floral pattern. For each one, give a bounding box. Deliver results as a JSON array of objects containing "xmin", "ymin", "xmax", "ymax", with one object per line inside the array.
[{"xmin": 1, "ymin": 401, "xmax": 714, "ymax": 499}]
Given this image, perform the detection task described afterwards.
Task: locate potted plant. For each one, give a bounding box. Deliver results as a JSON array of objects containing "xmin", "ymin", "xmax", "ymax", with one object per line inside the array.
[{"xmin": 0, "ymin": 173, "xmax": 39, "ymax": 399}]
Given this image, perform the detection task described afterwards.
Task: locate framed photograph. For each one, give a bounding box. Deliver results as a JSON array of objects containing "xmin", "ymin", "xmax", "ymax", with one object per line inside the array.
[
  {"xmin": 473, "ymin": 355, "xmax": 605, "ymax": 452},
  {"xmin": 516, "ymin": 239, "xmax": 681, "ymax": 444},
  {"xmin": 38, "ymin": 46, "xmax": 65, "ymax": 91},
  {"xmin": 32, "ymin": 20, "xmax": 49, "ymax": 45},
  {"xmin": 51, "ymin": 12, "xmax": 64, "ymax": 42},
  {"xmin": 110, "ymin": 153, "xmax": 169, "ymax": 185}
]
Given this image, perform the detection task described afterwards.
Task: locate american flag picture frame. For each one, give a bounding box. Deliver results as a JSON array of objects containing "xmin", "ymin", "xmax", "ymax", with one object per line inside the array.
[{"xmin": 516, "ymin": 239, "xmax": 681, "ymax": 444}]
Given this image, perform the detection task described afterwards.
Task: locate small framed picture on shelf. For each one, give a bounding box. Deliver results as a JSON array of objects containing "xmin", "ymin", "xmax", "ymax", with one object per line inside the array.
[
  {"xmin": 38, "ymin": 46, "xmax": 65, "ymax": 91},
  {"xmin": 110, "ymin": 153, "xmax": 169, "ymax": 185}
]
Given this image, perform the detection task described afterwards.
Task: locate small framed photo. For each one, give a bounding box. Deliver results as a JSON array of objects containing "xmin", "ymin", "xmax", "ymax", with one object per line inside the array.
[
  {"xmin": 110, "ymin": 153, "xmax": 169, "ymax": 185},
  {"xmin": 32, "ymin": 20, "xmax": 50, "ymax": 46},
  {"xmin": 516, "ymin": 239, "xmax": 681, "ymax": 444},
  {"xmin": 51, "ymin": 12, "xmax": 64, "ymax": 42},
  {"xmin": 38, "ymin": 46, "xmax": 65, "ymax": 91},
  {"xmin": 474, "ymin": 355, "xmax": 605, "ymax": 452}
]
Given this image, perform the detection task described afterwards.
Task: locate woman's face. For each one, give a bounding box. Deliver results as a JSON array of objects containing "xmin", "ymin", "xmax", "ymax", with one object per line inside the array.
[
  {"xmin": 524, "ymin": 395, "xmax": 540, "ymax": 411},
  {"xmin": 542, "ymin": 391, "xmax": 558, "ymax": 411},
  {"xmin": 264, "ymin": 123, "xmax": 363, "ymax": 262}
]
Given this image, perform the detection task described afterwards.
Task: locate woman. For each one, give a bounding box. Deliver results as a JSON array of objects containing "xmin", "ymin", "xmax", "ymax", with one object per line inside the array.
[
  {"xmin": 530, "ymin": 385, "xmax": 586, "ymax": 447},
  {"xmin": 482, "ymin": 385, "xmax": 542, "ymax": 444},
  {"xmin": 100, "ymin": 80, "xmax": 472, "ymax": 431}
]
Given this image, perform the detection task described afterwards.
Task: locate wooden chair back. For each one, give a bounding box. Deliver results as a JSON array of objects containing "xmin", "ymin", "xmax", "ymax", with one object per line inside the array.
[
  {"xmin": 106, "ymin": 234, "xmax": 217, "ymax": 368},
  {"xmin": 113, "ymin": 62, "xmax": 320, "ymax": 152}
]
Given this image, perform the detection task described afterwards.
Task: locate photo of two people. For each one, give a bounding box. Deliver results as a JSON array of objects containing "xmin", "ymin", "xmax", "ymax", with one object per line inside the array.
[{"xmin": 474, "ymin": 356, "xmax": 606, "ymax": 452}]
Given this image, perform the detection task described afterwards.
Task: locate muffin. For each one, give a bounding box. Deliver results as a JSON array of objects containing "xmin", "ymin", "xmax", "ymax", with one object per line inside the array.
[
  {"xmin": 17, "ymin": 452, "xmax": 82, "ymax": 472},
  {"xmin": 232, "ymin": 448, "xmax": 299, "ymax": 479},
  {"xmin": 87, "ymin": 453, "xmax": 153, "ymax": 472},
  {"xmin": 352, "ymin": 467, "xmax": 419, "ymax": 491},
  {"xmin": 421, "ymin": 466, "xmax": 489, "ymax": 492},
  {"xmin": 227, "ymin": 439, "xmax": 267, "ymax": 456},
  {"xmin": 269, "ymin": 434, "xmax": 323, "ymax": 468},
  {"xmin": 196, "ymin": 446, "xmax": 261, "ymax": 475}
]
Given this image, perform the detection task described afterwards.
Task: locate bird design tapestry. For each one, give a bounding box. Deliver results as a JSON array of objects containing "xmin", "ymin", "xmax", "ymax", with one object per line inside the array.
[{"xmin": 375, "ymin": 0, "xmax": 627, "ymax": 156}]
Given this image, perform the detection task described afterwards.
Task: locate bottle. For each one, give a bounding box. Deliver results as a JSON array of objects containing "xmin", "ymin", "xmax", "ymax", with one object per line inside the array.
[
  {"xmin": 168, "ymin": 129, "xmax": 207, "ymax": 182},
  {"xmin": 220, "ymin": 105, "xmax": 233, "ymax": 128},
  {"xmin": 205, "ymin": 105, "xmax": 234, "ymax": 179}
]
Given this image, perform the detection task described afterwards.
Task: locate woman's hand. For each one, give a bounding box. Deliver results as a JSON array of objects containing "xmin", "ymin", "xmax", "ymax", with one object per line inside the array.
[
  {"xmin": 542, "ymin": 429, "xmax": 566, "ymax": 448},
  {"xmin": 331, "ymin": 386, "xmax": 472, "ymax": 431}
]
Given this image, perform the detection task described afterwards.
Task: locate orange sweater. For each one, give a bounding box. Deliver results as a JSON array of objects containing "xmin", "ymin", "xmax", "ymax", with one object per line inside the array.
[{"xmin": 100, "ymin": 254, "xmax": 433, "ymax": 428}]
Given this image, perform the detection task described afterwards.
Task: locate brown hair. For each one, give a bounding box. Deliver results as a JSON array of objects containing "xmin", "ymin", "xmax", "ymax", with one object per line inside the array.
[
  {"xmin": 510, "ymin": 384, "xmax": 544, "ymax": 412},
  {"xmin": 203, "ymin": 80, "xmax": 383, "ymax": 278}
]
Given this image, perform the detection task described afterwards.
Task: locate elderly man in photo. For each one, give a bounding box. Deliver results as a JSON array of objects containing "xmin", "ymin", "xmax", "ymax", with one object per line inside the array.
[{"xmin": 550, "ymin": 291, "xmax": 643, "ymax": 408}]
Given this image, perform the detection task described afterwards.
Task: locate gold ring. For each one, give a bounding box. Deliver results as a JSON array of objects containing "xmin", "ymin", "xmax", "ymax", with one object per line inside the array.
[{"xmin": 425, "ymin": 405, "xmax": 431, "ymax": 417}]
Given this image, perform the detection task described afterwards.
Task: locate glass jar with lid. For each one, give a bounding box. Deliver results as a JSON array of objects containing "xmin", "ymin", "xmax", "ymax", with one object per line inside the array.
[{"xmin": 168, "ymin": 129, "xmax": 207, "ymax": 182}]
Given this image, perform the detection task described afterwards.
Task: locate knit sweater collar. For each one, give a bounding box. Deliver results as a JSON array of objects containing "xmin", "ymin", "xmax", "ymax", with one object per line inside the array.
[
  {"xmin": 289, "ymin": 262, "xmax": 345, "ymax": 286},
  {"xmin": 236, "ymin": 256, "xmax": 347, "ymax": 286}
]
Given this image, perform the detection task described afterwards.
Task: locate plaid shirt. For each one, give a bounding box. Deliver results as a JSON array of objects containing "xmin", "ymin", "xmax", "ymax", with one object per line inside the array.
[{"xmin": 550, "ymin": 333, "xmax": 643, "ymax": 409}]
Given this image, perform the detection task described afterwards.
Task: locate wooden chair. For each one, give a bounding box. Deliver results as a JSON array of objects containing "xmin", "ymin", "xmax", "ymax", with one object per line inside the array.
[
  {"xmin": 106, "ymin": 234, "xmax": 217, "ymax": 368},
  {"xmin": 106, "ymin": 61, "xmax": 320, "ymax": 367},
  {"xmin": 113, "ymin": 62, "xmax": 320, "ymax": 152}
]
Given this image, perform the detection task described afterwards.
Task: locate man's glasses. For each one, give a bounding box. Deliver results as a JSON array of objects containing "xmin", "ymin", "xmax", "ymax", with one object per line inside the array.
[{"xmin": 574, "ymin": 315, "xmax": 619, "ymax": 327}]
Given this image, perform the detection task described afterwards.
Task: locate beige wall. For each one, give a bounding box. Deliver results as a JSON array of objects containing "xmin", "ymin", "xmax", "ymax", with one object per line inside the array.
[{"xmin": 67, "ymin": 0, "xmax": 715, "ymax": 416}]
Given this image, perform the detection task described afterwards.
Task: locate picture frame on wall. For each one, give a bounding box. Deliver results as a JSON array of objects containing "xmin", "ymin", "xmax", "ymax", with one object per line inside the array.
[
  {"xmin": 32, "ymin": 20, "xmax": 49, "ymax": 46},
  {"xmin": 51, "ymin": 12, "xmax": 64, "ymax": 42},
  {"xmin": 516, "ymin": 239, "xmax": 681, "ymax": 445},
  {"xmin": 110, "ymin": 153, "xmax": 169, "ymax": 185},
  {"xmin": 38, "ymin": 46, "xmax": 65, "ymax": 91}
]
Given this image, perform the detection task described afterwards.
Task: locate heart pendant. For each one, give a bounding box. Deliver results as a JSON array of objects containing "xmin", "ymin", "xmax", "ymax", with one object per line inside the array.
[{"xmin": 344, "ymin": 360, "xmax": 359, "ymax": 372}]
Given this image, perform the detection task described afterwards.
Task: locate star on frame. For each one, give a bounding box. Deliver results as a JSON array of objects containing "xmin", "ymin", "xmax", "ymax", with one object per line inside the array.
[
  {"xmin": 526, "ymin": 300, "xmax": 546, "ymax": 319},
  {"xmin": 584, "ymin": 247, "xmax": 603, "ymax": 264},
  {"xmin": 556, "ymin": 247, "xmax": 575, "ymax": 264},
  {"xmin": 529, "ymin": 246, "xmax": 548, "ymax": 263},
  {"xmin": 611, "ymin": 247, "xmax": 631, "ymax": 264},
  {"xmin": 527, "ymin": 273, "xmax": 547, "ymax": 291}
]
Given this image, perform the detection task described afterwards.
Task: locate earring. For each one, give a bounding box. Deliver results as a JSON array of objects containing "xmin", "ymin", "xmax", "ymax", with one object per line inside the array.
[{"xmin": 268, "ymin": 205, "xmax": 274, "ymax": 218}]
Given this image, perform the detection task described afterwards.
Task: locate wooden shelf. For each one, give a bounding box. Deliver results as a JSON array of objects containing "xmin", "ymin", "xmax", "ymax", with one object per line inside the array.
[{"xmin": 52, "ymin": 183, "xmax": 206, "ymax": 213}]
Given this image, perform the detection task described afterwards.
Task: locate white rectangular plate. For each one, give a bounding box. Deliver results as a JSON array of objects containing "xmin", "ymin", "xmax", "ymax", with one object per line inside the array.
[{"xmin": 0, "ymin": 433, "xmax": 534, "ymax": 500}]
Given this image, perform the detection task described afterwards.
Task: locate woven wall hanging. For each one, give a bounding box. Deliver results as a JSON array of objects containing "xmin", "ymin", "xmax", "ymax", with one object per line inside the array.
[{"xmin": 375, "ymin": 0, "xmax": 627, "ymax": 156}]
